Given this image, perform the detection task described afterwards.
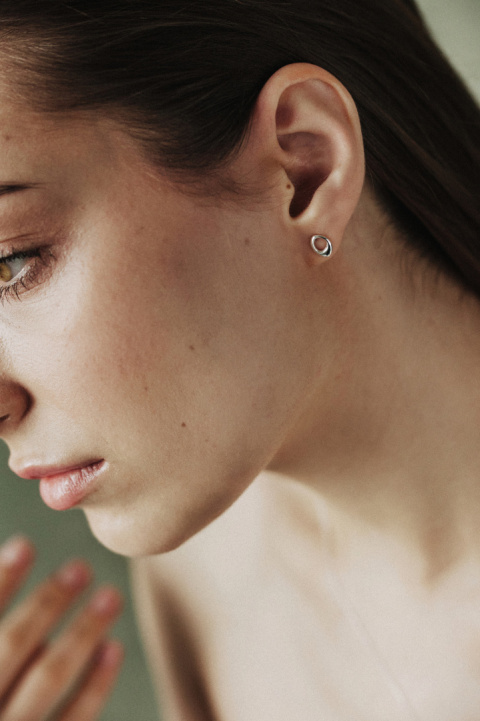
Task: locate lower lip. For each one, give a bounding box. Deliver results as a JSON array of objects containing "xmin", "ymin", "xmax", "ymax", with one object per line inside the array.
[{"xmin": 39, "ymin": 461, "xmax": 106, "ymax": 511}]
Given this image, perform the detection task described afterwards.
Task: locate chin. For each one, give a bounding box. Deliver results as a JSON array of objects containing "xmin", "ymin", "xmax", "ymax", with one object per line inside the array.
[
  {"xmin": 82, "ymin": 499, "xmax": 228, "ymax": 557},
  {"xmin": 81, "ymin": 461, "xmax": 261, "ymax": 556}
]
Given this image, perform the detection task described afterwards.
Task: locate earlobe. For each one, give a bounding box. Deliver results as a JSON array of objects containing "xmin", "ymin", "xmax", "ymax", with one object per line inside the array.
[{"xmin": 257, "ymin": 64, "xmax": 365, "ymax": 253}]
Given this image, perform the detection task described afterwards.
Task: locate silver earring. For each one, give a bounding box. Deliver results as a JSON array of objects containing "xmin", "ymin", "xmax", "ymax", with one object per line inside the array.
[{"xmin": 310, "ymin": 235, "xmax": 333, "ymax": 258}]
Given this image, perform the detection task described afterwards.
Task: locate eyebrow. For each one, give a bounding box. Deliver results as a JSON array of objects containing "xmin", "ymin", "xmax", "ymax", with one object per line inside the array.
[{"xmin": 0, "ymin": 183, "xmax": 39, "ymax": 198}]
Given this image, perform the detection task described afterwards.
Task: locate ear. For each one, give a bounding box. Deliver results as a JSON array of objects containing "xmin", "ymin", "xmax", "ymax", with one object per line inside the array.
[{"xmin": 240, "ymin": 63, "xmax": 365, "ymax": 258}]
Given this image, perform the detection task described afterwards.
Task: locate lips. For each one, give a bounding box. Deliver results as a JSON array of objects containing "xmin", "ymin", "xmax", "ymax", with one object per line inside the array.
[{"xmin": 14, "ymin": 459, "xmax": 106, "ymax": 511}]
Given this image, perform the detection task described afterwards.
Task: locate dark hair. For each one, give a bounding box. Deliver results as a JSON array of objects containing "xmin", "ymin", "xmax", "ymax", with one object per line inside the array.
[{"xmin": 1, "ymin": 1, "xmax": 479, "ymax": 291}]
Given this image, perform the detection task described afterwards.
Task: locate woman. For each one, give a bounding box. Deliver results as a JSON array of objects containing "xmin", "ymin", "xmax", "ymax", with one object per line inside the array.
[{"xmin": 0, "ymin": 0, "xmax": 479, "ymax": 718}]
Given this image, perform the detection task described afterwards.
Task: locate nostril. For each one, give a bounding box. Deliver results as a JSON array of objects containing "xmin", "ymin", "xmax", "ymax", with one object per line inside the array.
[{"xmin": 0, "ymin": 383, "xmax": 31, "ymax": 428}]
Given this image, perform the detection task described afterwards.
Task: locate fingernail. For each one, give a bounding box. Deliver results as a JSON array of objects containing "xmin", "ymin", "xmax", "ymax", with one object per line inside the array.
[
  {"xmin": 56, "ymin": 560, "xmax": 92, "ymax": 590},
  {"xmin": 89, "ymin": 587, "xmax": 123, "ymax": 617},
  {"xmin": 97, "ymin": 640, "xmax": 124, "ymax": 668},
  {"xmin": 0, "ymin": 535, "xmax": 32, "ymax": 567}
]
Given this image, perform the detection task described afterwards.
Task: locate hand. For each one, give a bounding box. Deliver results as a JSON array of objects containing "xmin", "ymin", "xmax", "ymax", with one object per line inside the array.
[{"xmin": 0, "ymin": 535, "xmax": 124, "ymax": 721}]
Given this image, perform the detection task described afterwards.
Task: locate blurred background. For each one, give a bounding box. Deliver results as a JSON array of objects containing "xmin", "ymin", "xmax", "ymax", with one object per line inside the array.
[{"xmin": 0, "ymin": 2, "xmax": 478, "ymax": 719}]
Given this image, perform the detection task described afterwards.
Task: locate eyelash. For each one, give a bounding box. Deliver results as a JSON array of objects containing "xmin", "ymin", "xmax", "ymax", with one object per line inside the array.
[{"xmin": 0, "ymin": 247, "xmax": 55, "ymax": 304}]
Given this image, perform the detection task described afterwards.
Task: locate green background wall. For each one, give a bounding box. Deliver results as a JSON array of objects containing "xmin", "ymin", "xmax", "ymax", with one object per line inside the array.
[
  {"xmin": 0, "ymin": 442, "xmax": 159, "ymax": 721},
  {"xmin": 0, "ymin": 2, "xmax": 478, "ymax": 719}
]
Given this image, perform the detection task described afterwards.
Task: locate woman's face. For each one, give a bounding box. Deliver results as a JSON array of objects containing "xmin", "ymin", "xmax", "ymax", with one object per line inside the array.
[{"xmin": 0, "ymin": 95, "xmax": 319, "ymax": 555}]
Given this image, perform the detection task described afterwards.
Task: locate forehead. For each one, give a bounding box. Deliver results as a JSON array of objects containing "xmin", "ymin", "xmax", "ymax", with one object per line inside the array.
[
  {"xmin": 0, "ymin": 85, "xmax": 195, "ymax": 245},
  {"xmin": 0, "ymin": 86, "xmax": 129, "ymax": 186}
]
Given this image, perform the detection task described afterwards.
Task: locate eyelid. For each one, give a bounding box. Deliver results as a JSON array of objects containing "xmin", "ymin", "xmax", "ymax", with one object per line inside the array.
[{"xmin": 0, "ymin": 246, "xmax": 56, "ymax": 304}]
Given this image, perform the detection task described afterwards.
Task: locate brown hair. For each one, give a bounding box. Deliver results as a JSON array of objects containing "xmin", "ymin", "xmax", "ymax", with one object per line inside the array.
[{"xmin": 1, "ymin": 0, "xmax": 479, "ymax": 290}]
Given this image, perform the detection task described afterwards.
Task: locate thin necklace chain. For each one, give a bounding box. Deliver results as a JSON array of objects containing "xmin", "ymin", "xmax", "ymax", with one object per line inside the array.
[{"xmin": 319, "ymin": 506, "xmax": 422, "ymax": 721}]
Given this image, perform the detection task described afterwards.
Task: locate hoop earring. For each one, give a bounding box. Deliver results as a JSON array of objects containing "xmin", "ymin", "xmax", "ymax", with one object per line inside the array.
[{"xmin": 310, "ymin": 235, "xmax": 333, "ymax": 258}]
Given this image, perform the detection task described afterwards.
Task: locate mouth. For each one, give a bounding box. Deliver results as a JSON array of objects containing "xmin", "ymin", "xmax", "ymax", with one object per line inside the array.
[{"xmin": 15, "ymin": 460, "xmax": 107, "ymax": 511}]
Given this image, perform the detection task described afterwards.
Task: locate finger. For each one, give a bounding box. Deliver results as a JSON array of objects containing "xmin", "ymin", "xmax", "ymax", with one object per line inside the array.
[
  {"xmin": 0, "ymin": 536, "xmax": 35, "ymax": 614},
  {"xmin": 58, "ymin": 640, "xmax": 124, "ymax": 721},
  {"xmin": 0, "ymin": 559, "xmax": 92, "ymax": 697},
  {"xmin": 1, "ymin": 586, "xmax": 123, "ymax": 721}
]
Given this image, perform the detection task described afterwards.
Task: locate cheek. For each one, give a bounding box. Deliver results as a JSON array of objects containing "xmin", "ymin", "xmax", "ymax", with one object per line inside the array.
[
  {"xmin": 36, "ymin": 219, "xmax": 295, "ymax": 447},
  {"xmin": 12, "ymin": 203, "xmax": 300, "ymax": 460},
  {"xmin": 8, "ymin": 242, "xmax": 165, "ymax": 434}
]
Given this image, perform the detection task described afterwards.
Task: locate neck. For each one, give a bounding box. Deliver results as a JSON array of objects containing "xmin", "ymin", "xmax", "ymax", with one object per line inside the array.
[{"xmin": 270, "ymin": 223, "xmax": 480, "ymax": 586}]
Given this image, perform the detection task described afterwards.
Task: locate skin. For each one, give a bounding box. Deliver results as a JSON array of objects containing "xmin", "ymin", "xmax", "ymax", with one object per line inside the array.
[
  {"xmin": 1, "ymin": 62, "xmax": 480, "ymax": 717},
  {"xmin": 0, "ymin": 534, "xmax": 123, "ymax": 720},
  {"xmin": 0, "ymin": 68, "xmax": 358, "ymax": 557}
]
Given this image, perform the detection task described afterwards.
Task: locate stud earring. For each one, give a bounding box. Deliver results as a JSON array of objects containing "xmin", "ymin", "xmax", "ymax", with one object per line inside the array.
[{"xmin": 310, "ymin": 235, "xmax": 333, "ymax": 258}]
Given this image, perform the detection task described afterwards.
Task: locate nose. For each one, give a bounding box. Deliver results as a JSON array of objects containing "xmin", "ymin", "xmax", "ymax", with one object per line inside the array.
[{"xmin": 0, "ymin": 377, "xmax": 31, "ymax": 433}]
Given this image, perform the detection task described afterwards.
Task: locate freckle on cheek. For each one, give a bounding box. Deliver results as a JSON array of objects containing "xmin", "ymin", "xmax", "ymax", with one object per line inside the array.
[
  {"xmin": 189, "ymin": 345, "xmax": 195, "ymax": 351},
  {"xmin": 244, "ymin": 238, "xmax": 251, "ymax": 246},
  {"xmin": 181, "ymin": 423, "xmax": 187, "ymax": 428}
]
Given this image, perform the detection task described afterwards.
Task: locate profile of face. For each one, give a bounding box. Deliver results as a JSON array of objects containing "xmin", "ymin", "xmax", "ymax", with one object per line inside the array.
[{"xmin": 0, "ymin": 64, "xmax": 364, "ymax": 556}]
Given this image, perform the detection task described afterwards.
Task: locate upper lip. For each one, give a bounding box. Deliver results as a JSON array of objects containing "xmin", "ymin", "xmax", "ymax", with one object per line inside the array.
[{"xmin": 12, "ymin": 459, "xmax": 104, "ymax": 480}]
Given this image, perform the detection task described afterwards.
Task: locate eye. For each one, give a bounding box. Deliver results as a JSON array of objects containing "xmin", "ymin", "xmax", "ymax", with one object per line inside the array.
[
  {"xmin": 0, "ymin": 252, "xmax": 29, "ymax": 284},
  {"xmin": 0, "ymin": 247, "xmax": 54, "ymax": 304}
]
